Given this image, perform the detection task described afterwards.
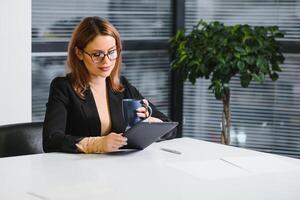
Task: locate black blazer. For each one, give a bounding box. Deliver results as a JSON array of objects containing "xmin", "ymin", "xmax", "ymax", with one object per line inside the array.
[{"xmin": 43, "ymin": 76, "xmax": 170, "ymax": 153}]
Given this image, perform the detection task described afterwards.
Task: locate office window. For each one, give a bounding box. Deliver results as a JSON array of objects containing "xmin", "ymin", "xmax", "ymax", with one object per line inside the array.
[
  {"xmin": 32, "ymin": 0, "xmax": 171, "ymax": 42},
  {"xmin": 183, "ymin": 0, "xmax": 300, "ymax": 158},
  {"xmin": 185, "ymin": 0, "xmax": 300, "ymax": 41},
  {"xmin": 32, "ymin": 0, "xmax": 172, "ymax": 121},
  {"xmin": 121, "ymin": 50, "xmax": 171, "ymax": 116},
  {"xmin": 32, "ymin": 54, "xmax": 67, "ymax": 121}
]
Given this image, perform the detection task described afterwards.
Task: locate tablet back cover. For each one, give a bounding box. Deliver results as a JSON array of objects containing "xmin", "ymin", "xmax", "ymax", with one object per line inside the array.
[{"xmin": 123, "ymin": 122, "xmax": 178, "ymax": 149}]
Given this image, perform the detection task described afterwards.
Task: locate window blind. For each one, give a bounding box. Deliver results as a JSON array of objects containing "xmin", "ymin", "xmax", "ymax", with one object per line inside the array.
[
  {"xmin": 185, "ymin": 0, "xmax": 300, "ymax": 41},
  {"xmin": 184, "ymin": 0, "xmax": 300, "ymax": 158},
  {"xmin": 32, "ymin": 0, "xmax": 172, "ymax": 42},
  {"xmin": 121, "ymin": 50, "xmax": 171, "ymax": 116}
]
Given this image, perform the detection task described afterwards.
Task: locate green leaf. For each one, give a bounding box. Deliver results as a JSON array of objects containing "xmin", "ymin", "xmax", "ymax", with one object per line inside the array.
[
  {"xmin": 210, "ymin": 80, "xmax": 223, "ymax": 100},
  {"xmin": 214, "ymin": 87, "xmax": 222, "ymax": 100},
  {"xmin": 256, "ymin": 57, "xmax": 264, "ymax": 68},
  {"xmin": 178, "ymin": 54, "xmax": 187, "ymax": 64},
  {"xmin": 234, "ymin": 53, "xmax": 241, "ymax": 59},
  {"xmin": 174, "ymin": 30, "xmax": 182, "ymax": 41},
  {"xmin": 259, "ymin": 72, "xmax": 265, "ymax": 82},
  {"xmin": 240, "ymin": 73, "xmax": 252, "ymax": 87},
  {"xmin": 217, "ymin": 55, "xmax": 226, "ymax": 65},
  {"xmin": 252, "ymin": 72, "xmax": 265, "ymax": 83},
  {"xmin": 234, "ymin": 46, "xmax": 245, "ymax": 53},
  {"xmin": 196, "ymin": 64, "xmax": 205, "ymax": 77},
  {"xmin": 252, "ymin": 74, "xmax": 261, "ymax": 82},
  {"xmin": 270, "ymin": 72, "xmax": 279, "ymax": 81},
  {"xmin": 245, "ymin": 46, "xmax": 252, "ymax": 54},
  {"xmin": 256, "ymin": 57, "xmax": 269, "ymax": 73},
  {"xmin": 274, "ymin": 32, "xmax": 284, "ymax": 38},
  {"xmin": 257, "ymin": 38, "xmax": 264, "ymax": 47},
  {"xmin": 271, "ymin": 64, "xmax": 282, "ymax": 72},
  {"xmin": 179, "ymin": 42, "xmax": 186, "ymax": 50},
  {"xmin": 237, "ymin": 61, "xmax": 245, "ymax": 71},
  {"xmin": 244, "ymin": 56, "xmax": 256, "ymax": 65},
  {"xmin": 242, "ymin": 36, "xmax": 252, "ymax": 44},
  {"xmin": 276, "ymin": 54, "xmax": 285, "ymax": 63}
]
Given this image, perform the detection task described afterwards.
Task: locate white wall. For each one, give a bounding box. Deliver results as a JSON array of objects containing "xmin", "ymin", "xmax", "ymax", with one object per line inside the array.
[{"xmin": 0, "ymin": 0, "xmax": 31, "ymax": 125}]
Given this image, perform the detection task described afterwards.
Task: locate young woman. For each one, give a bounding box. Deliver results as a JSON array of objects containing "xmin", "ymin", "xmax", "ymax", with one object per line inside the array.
[{"xmin": 43, "ymin": 16, "xmax": 170, "ymax": 154}]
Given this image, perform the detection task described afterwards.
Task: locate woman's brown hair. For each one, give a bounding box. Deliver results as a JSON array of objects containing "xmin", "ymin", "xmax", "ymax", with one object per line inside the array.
[{"xmin": 67, "ymin": 16, "xmax": 124, "ymax": 99}]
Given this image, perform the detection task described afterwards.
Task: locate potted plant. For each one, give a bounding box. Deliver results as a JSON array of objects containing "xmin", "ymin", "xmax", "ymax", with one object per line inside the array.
[{"xmin": 169, "ymin": 20, "xmax": 285, "ymax": 145}]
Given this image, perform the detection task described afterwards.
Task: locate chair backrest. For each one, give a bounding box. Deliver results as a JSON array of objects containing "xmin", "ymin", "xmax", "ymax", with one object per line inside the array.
[{"xmin": 0, "ymin": 122, "xmax": 44, "ymax": 158}]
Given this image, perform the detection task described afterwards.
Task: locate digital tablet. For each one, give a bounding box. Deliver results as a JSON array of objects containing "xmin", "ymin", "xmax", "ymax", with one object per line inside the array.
[{"xmin": 123, "ymin": 122, "xmax": 178, "ymax": 150}]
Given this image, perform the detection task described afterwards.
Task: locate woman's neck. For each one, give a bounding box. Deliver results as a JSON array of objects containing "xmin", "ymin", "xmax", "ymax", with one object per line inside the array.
[{"xmin": 89, "ymin": 76, "xmax": 106, "ymax": 89}]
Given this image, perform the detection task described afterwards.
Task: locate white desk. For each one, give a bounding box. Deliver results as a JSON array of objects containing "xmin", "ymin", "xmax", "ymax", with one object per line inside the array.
[{"xmin": 1, "ymin": 138, "xmax": 300, "ymax": 200}]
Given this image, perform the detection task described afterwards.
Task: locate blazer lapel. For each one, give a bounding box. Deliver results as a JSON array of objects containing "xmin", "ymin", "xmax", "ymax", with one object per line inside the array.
[
  {"xmin": 81, "ymin": 89, "xmax": 101, "ymax": 136},
  {"xmin": 107, "ymin": 79, "xmax": 127, "ymax": 133}
]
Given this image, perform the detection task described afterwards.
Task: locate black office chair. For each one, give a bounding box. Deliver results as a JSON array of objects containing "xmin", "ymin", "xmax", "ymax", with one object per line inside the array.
[{"xmin": 0, "ymin": 122, "xmax": 44, "ymax": 157}]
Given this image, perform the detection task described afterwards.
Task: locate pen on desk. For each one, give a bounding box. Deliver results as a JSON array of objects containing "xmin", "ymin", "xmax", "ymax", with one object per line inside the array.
[
  {"xmin": 220, "ymin": 158, "xmax": 250, "ymax": 172},
  {"xmin": 160, "ymin": 147, "xmax": 182, "ymax": 155}
]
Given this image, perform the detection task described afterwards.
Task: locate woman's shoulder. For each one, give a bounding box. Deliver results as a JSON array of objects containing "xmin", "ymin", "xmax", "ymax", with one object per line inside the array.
[
  {"xmin": 51, "ymin": 75, "xmax": 68, "ymax": 83},
  {"xmin": 50, "ymin": 75, "xmax": 72, "ymax": 90},
  {"xmin": 120, "ymin": 76, "xmax": 132, "ymax": 88},
  {"xmin": 120, "ymin": 76, "xmax": 127, "ymax": 84},
  {"xmin": 119, "ymin": 76, "xmax": 143, "ymax": 98}
]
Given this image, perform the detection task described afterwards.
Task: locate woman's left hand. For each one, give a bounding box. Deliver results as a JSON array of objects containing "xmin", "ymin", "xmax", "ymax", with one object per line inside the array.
[
  {"xmin": 136, "ymin": 99, "xmax": 163, "ymax": 122},
  {"xmin": 136, "ymin": 99, "xmax": 151, "ymax": 119}
]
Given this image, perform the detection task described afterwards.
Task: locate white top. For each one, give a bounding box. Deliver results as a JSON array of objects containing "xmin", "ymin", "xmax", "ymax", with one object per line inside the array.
[{"xmin": 1, "ymin": 137, "xmax": 300, "ymax": 200}]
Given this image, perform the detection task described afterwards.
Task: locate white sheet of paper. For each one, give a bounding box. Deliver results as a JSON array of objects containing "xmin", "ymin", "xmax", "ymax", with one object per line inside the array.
[
  {"xmin": 167, "ymin": 160, "xmax": 251, "ymax": 180},
  {"xmin": 28, "ymin": 183, "xmax": 113, "ymax": 200},
  {"xmin": 222, "ymin": 155, "xmax": 300, "ymax": 174},
  {"xmin": 167, "ymin": 155, "xmax": 300, "ymax": 180}
]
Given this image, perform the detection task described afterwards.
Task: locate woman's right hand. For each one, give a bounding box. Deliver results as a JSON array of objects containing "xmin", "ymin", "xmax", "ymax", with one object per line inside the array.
[{"xmin": 102, "ymin": 132, "xmax": 127, "ymax": 152}]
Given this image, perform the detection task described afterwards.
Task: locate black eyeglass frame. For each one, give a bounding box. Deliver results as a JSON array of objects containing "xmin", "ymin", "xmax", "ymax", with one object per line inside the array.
[{"xmin": 78, "ymin": 48, "xmax": 119, "ymax": 64}]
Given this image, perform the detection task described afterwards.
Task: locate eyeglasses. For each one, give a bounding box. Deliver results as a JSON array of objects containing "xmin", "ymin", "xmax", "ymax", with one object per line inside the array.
[{"xmin": 79, "ymin": 48, "xmax": 118, "ymax": 64}]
